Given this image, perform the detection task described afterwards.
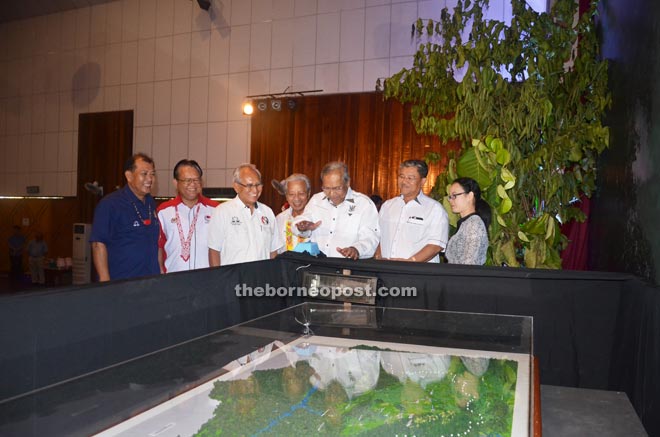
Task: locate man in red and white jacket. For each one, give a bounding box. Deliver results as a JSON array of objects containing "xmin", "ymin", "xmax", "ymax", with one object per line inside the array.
[{"xmin": 157, "ymin": 159, "xmax": 218, "ymax": 273}]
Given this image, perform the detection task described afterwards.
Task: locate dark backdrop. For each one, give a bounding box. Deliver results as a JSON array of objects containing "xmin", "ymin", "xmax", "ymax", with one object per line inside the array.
[
  {"xmin": 1, "ymin": 255, "xmax": 658, "ymax": 434},
  {"xmin": 590, "ymin": 0, "xmax": 660, "ymax": 284}
]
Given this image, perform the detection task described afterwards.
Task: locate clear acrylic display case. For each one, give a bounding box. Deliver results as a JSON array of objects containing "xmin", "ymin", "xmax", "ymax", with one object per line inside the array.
[{"xmin": 0, "ymin": 302, "xmax": 533, "ymax": 437}]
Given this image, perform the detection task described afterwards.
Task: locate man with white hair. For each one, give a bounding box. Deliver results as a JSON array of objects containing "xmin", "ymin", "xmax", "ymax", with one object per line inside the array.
[
  {"xmin": 275, "ymin": 173, "xmax": 312, "ymax": 253},
  {"xmin": 297, "ymin": 161, "xmax": 380, "ymax": 259},
  {"xmin": 208, "ymin": 163, "xmax": 282, "ymax": 266}
]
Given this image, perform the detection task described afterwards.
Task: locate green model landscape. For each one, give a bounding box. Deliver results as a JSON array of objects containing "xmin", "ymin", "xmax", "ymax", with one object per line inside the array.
[{"xmin": 195, "ymin": 347, "xmax": 519, "ymax": 437}]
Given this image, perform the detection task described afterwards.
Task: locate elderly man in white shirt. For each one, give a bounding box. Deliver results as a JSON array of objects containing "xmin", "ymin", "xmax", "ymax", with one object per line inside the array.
[
  {"xmin": 376, "ymin": 159, "xmax": 448, "ymax": 263},
  {"xmin": 208, "ymin": 163, "xmax": 282, "ymax": 266},
  {"xmin": 296, "ymin": 162, "xmax": 380, "ymax": 260}
]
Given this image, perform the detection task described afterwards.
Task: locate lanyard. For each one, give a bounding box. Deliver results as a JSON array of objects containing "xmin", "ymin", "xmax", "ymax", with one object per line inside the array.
[{"xmin": 175, "ymin": 203, "xmax": 201, "ymax": 262}]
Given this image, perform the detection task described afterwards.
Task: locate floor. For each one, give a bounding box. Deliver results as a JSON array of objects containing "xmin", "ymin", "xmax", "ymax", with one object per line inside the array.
[
  {"xmin": 0, "ymin": 272, "xmax": 56, "ymax": 294},
  {"xmin": 541, "ymin": 385, "xmax": 647, "ymax": 436}
]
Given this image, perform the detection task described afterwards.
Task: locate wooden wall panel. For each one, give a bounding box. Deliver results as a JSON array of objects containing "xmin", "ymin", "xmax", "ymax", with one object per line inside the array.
[
  {"xmin": 78, "ymin": 111, "xmax": 134, "ymax": 223},
  {"xmin": 251, "ymin": 92, "xmax": 459, "ymax": 211},
  {"xmin": 0, "ymin": 198, "xmax": 79, "ymax": 275}
]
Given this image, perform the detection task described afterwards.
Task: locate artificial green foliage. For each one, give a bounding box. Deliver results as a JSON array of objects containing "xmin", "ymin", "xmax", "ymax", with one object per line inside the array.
[
  {"xmin": 195, "ymin": 352, "xmax": 519, "ymax": 436},
  {"xmin": 381, "ymin": 0, "xmax": 610, "ymax": 268}
]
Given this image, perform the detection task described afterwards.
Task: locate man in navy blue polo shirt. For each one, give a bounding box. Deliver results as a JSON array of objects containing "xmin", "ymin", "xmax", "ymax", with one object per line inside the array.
[{"xmin": 90, "ymin": 153, "xmax": 160, "ymax": 281}]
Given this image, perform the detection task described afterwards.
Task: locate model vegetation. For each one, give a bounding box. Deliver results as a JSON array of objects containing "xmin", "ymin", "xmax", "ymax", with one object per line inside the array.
[
  {"xmin": 194, "ymin": 349, "xmax": 518, "ymax": 436},
  {"xmin": 380, "ymin": 0, "xmax": 610, "ymax": 268}
]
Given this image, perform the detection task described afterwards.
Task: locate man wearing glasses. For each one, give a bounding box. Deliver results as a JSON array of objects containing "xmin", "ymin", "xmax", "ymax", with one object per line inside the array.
[
  {"xmin": 208, "ymin": 163, "xmax": 282, "ymax": 266},
  {"xmin": 90, "ymin": 153, "xmax": 160, "ymax": 281},
  {"xmin": 375, "ymin": 160, "xmax": 448, "ymax": 263},
  {"xmin": 157, "ymin": 159, "xmax": 218, "ymax": 273},
  {"xmin": 296, "ymin": 161, "xmax": 380, "ymax": 260}
]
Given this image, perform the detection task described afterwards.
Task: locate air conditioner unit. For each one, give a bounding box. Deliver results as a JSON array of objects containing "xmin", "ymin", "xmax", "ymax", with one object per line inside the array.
[{"xmin": 72, "ymin": 223, "xmax": 92, "ymax": 285}]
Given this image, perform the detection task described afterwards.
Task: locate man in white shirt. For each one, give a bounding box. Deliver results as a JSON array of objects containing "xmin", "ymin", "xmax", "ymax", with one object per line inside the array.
[
  {"xmin": 208, "ymin": 163, "xmax": 282, "ymax": 266},
  {"xmin": 157, "ymin": 159, "xmax": 218, "ymax": 273},
  {"xmin": 296, "ymin": 162, "xmax": 380, "ymax": 259},
  {"xmin": 376, "ymin": 159, "xmax": 448, "ymax": 263}
]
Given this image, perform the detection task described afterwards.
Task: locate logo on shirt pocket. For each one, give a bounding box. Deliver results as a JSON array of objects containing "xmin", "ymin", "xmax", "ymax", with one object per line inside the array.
[{"xmin": 231, "ymin": 216, "xmax": 241, "ymax": 225}]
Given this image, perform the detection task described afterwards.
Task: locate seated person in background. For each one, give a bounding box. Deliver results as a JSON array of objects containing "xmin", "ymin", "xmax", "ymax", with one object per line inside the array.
[
  {"xmin": 157, "ymin": 159, "xmax": 218, "ymax": 273},
  {"xmin": 276, "ymin": 173, "xmax": 312, "ymax": 252},
  {"xmin": 296, "ymin": 161, "xmax": 380, "ymax": 260},
  {"xmin": 208, "ymin": 163, "xmax": 282, "ymax": 266},
  {"xmin": 376, "ymin": 159, "xmax": 448, "ymax": 263},
  {"xmin": 445, "ymin": 177, "xmax": 491, "ymax": 265}
]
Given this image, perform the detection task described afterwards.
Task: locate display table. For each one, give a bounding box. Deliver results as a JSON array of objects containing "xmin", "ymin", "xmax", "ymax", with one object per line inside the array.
[
  {"xmin": 0, "ymin": 303, "xmax": 534, "ymax": 437},
  {"xmin": 43, "ymin": 267, "xmax": 72, "ymax": 287}
]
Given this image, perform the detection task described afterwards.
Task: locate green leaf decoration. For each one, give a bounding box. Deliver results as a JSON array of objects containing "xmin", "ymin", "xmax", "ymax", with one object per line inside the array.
[
  {"xmin": 499, "ymin": 196, "xmax": 513, "ymax": 214},
  {"xmin": 456, "ymin": 148, "xmax": 493, "ymax": 188},
  {"xmin": 496, "ymin": 213, "xmax": 507, "ymax": 227},
  {"xmin": 496, "ymin": 184, "xmax": 507, "ymax": 199},
  {"xmin": 383, "ymin": 0, "xmax": 609, "ymax": 269},
  {"xmin": 496, "ymin": 148, "xmax": 511, "ymax": 165},
  {"xmin": 545, "ymin": 216, "xmax": 556, "ymax": 241}
]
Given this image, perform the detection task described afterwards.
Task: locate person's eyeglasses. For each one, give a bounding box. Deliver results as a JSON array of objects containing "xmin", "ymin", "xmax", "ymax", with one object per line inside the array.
[
  {"xmin": 447, "ymin": 192, "xmax": 467, "ymax": 200},
  {"xmin": 397, "ymin": 174, "xmax": 419, "ymax": 182},
  {"xmin": 322, "ymin": 185, "xmax": 346, "ymax": 193},
  {"xmin": 177, "ymin": 178, "xmax": 201, "ymax": 186},
  {"xmin": 236, "ymin": 182, "xmax": 263, "ymax": 190}
]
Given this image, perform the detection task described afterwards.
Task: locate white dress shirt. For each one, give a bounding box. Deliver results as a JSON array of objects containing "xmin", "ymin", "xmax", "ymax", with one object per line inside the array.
[
  {"xmin": 157, "ymin": 195, "xmax": 218, "ymax": 272},
  {"xmin": 303, "ymin": 188, "xmax": 380, "ymax": 258},
  {"xmin": 207, "ymin": 196, "xmax": 282, "ymax": 266},
  {"xmin": 378, "ymin": 192, "xmax": 448, "ymax": 263}
]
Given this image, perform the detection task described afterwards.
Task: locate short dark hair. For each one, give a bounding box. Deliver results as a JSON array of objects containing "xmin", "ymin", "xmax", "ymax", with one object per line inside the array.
[
  {"xmin": 173, "ymin": 159, "xmax": 203, "ymax": 179},
  {"xmin": 400, "ymin": 159, "xmax": 429, "ymax": 178},
  {"xmin": 124, "ymin": 153, "xmax": 154, "ymax": 173}
]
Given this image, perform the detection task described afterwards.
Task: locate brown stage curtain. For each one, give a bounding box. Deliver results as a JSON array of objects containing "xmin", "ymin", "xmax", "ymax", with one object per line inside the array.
[{"xmin": 250, "ymin": 92, "xmax": 460, "ymax": 211}]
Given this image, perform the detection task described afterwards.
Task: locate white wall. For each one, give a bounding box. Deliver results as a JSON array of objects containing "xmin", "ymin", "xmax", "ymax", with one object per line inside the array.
[{"xmin": 0, "ymin": 0, "xmax": 517, "ymax": 197}]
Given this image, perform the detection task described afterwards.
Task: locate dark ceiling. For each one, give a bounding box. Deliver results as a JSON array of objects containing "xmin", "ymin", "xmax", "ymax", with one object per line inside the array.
[{"xmin": 0, "ymin": 0, "xmax": 116, "ymax": 24}]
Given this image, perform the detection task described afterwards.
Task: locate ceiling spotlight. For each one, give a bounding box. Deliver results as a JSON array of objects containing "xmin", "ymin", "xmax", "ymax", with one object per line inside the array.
[
  {"xmin": 257, "ymin": 101, "xmax": 268, "ymax": 111},
  {"xmin": 270, "ymin": 99, "xmax": 282, "ymax": 111},
  {"xmin": 287, "ymin": 99, "xmax": 297, "ymax": 110},
  {"xmin": 242, "ymin": 101, "xmax": 254, "ymax": 115}
]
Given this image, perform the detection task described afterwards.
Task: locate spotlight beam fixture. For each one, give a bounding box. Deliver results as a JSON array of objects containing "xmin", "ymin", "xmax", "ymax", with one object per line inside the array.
[
  {"xmin": 242, "ymin": 89, "xmax": 323, "ymax": 115},
  {"xmin": 242, "ymin": 101, "xmax": 254, "ymax": 115}
]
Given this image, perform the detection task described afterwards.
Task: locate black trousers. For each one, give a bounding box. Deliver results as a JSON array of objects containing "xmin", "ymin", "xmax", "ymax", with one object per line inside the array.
[{"xmin": 9, "ymin": 255, "xmax": 23, "ymax": 280}]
